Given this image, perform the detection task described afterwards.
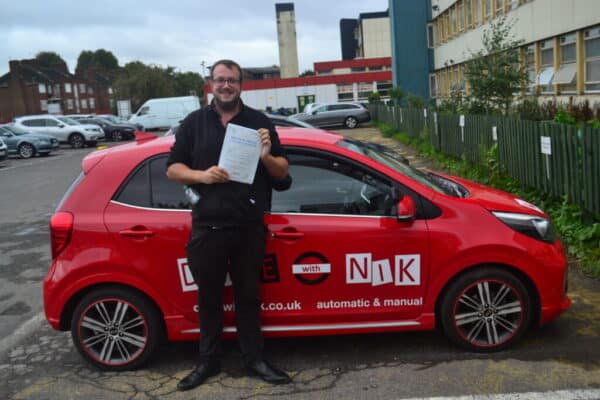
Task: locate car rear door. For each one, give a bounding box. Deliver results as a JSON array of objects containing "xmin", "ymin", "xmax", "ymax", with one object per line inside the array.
[
  {"xmin": 103, "ymin": 154, "xmax": 196, "ymax": 322},
  {"xmin": 262, "ymin": 149, "xmax": 431, "ymax": 332}
]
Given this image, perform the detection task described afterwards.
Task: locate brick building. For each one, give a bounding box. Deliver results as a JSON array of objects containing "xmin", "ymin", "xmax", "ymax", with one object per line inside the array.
[{"xmin": 0, "ymin": 59, "xmax": 115, "ymax": 123}]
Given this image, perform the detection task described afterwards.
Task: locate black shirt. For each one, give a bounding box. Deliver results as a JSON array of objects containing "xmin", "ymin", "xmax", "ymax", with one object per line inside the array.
[{"xmin": 166, "ymin": 102, "xmax": 286, "ymax": 227}]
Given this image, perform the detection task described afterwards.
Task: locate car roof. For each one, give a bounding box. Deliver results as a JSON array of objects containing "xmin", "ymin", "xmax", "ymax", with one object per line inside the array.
[{"xmin": 83, "ymin": 127, "xmax": 345, "ymax": 173}]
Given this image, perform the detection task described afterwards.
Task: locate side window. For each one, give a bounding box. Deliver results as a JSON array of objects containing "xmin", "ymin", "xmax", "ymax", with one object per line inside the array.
[
  {"xmin": 271, "ymin": 153, "xmax": 395, "ymax": 216},
  {"xmin": 149, "ymin": 156, "xmax": 190, "ymax": 209},
  {"xmin": 138, "ymin": 106, "xmax": 149, "ymax": 116},
  {"xmin": 45, "ymin": 118, "xmax": 59, "ymax": 127},
  {"xmin": 314, "ymin": 105, "xmax": 327, "ymax": 114},
  {"xmin": 22, "ymin": 119, "xmax": 43, "ymax": 127},
  {"xmin": 114, "ymin": 163, "xmax": 151, "ymax": 207}
]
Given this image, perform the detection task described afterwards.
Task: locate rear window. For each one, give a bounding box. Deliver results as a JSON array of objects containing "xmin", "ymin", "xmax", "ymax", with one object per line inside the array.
[{"xmin": 114, "ymin": 155, "xmax": 190, "ymax": 210}]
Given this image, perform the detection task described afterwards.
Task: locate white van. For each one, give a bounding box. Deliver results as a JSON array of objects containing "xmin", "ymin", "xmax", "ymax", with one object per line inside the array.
[{"xmin": 129, "ymin": 96, "xmax": 200, "ymax": 130}]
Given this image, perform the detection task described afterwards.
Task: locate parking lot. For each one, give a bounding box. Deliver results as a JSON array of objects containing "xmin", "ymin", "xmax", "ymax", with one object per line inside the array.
[{"xmin": 1, "ymin": 127, "xmax": 599, "ymax": 400}]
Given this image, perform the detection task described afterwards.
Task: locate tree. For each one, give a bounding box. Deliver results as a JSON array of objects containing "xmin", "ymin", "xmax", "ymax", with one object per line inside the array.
[
  {"xmin": 76, "ymin": 49, "xmax": 119, "ymax": 75},
  {"xmin": 464, "ymin": 16, "xmax": 529, "ymax": 115},
  {"xmin": 172, "ymin": 71, "xmax": 204, "ymax": 97},
  {"xmin": 389, "ymin": 86, "xmax": 405, "ymax": 106},
  {"xmin": 35, "ymin": 51, "xmax": 67, "ymax": 70},
  {"xmin": 299, "ymin": 69, "xmax": 314, "ymax": 77}
]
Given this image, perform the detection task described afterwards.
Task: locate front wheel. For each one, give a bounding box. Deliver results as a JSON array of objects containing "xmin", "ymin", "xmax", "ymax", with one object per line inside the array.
[
  {"xmin": 344, "ymin": 116, "xmax": 359, "ymax": 129},
  {"xmin": 69, "ymin": 133, "xmax": 85, "ymax": 149},
  {"xmin": 111, "ymin": 130, "xmax": 123, "ymax": 141},
  {"xmin": 440, "ymin": 267, "xmax": 532, "ymax": 352},
  {"xmin": 18, "ymin": 143, "xmax": 34, "ymax": 158},
  {"xmin": 70, "ymin": 287, "xmax": 162, "ymax": 371}
]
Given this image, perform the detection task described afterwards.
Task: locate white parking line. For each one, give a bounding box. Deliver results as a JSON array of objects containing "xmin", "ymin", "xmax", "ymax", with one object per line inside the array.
[{"xmin": 400, "ymin": 389, "xmax": 600, "ymax": 400}]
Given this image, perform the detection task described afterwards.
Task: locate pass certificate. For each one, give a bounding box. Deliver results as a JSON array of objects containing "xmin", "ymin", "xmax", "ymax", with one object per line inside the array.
[{"xmin": 218, "ymin": 123, "xmax": 262, "ymax": 184}]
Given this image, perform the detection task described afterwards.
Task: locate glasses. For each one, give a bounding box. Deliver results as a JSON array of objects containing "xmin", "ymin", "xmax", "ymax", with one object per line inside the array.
[{"xmin": 212, "ymin": 77, "xmax": 241, "ymax": 86}]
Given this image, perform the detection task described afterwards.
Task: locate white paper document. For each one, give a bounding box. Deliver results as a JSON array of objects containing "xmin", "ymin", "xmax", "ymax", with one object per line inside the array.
[{"xmin": 218, "ymin": 123, "xmax": 262, "ymax": 184}]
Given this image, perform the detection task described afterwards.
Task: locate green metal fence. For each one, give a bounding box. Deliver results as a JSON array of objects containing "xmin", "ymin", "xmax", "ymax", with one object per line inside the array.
[{"xmin": 371, "ymin": 104, "xmax": 600, "ymax": 216}]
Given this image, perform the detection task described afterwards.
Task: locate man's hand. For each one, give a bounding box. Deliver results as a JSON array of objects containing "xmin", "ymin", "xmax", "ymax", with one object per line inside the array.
[
  {"xmin": 258, "ymin": 128, "xmax": 271, "ymax": 160},
  {"xmin": 201, "ymin": 166, "xmax": 229, "ymax": 184}
]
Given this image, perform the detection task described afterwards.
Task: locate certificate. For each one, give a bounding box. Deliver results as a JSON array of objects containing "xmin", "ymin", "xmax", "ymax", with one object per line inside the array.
[{"xmin": 218, "ymin": 123, "xmax": 262, "ymax": 184}]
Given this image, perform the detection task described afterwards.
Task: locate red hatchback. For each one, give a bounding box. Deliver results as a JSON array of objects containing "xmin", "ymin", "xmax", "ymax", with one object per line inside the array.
[{"xmin": 44, "ymin": 128, "xmax": 570, "ymax": 371}]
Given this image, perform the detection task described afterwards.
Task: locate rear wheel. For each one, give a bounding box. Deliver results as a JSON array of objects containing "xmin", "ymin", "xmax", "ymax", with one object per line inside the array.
[
  {"xmin": 344, "ymin": 116, "xmax": 359, "ymax": 129},
  {"xmin": 440, "ymin": 267, "xmax": 531, "ymax": 352},
  {"xmin": 18, "ymin": 143, "xmax": 34, "ymax": 158},
  {"xmin": 70, "ymin": 287, "xmax": 162, "ymax": 371},
  {"xmin": 69, "ymin": 133, "xmax": 85, "ymax": 149}
]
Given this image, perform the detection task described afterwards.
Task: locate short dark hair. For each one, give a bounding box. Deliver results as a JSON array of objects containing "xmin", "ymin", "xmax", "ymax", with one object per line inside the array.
[{"xmin": 210, "ymin": 59, "xmax": 243, "ymax": 83}]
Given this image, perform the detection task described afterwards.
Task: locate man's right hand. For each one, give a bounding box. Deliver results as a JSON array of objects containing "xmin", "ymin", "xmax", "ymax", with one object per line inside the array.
[{"xmin": 200, "ymin": 166, "xmax": 230, "ymax": 184}]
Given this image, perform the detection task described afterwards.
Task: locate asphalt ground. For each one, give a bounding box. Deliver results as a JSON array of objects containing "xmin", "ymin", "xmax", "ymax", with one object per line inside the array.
[{"xmin": 1, "ymin": 127, "xmax": 599, "ymax": 399}]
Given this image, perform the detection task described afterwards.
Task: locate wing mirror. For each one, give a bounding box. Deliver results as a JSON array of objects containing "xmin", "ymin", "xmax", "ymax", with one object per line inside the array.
[{"xmin": 397, "ymin": 195, "xmax": 416, "ymax": 223}]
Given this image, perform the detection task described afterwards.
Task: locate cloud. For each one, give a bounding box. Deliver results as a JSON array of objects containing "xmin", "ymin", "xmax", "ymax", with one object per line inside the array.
[{"xmin": 0, "ymin": 0, "xmax": 389, "ymax": 76}]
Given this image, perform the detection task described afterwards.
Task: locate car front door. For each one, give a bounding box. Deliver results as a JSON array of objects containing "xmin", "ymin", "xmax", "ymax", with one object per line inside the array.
[
  {"xmin": 309, "ymin": 105, "xmax": 331, "ymax": 127},
  {"xmin": 262, "ymin": 149, "xmax": 431, "ymax": 333},
  {"xmin": 0, "ymin": 128, "xmax": 16, "ymax": 153},
  {"xmin": 42, "ymin": 118, "xmax": 68, "ymax": 141}
]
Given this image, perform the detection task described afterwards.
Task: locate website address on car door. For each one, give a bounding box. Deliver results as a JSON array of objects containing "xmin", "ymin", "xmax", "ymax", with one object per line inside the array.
[{"xmin": 222, "ymin": 301, "xmax": 303, "ymax": 312}]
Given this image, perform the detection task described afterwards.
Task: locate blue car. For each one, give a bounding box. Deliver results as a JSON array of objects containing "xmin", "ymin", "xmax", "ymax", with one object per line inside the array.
[
  {"xmin": 0, "ymin": 124, "xmax": 59, "ymax": 158},
  {"xmin": 0, "ymin": 137, "xmax": 7, "ymax": 163}
]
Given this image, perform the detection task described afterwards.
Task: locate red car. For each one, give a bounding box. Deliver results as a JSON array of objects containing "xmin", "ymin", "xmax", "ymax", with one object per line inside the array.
[{"xmin": 43, "ymin": 128, "xmax": 570, "ymax": 371}]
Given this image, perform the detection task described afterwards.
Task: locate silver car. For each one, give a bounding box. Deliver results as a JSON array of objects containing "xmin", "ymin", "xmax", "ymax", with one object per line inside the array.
[
  {"xmin": 13, "ymin": 115, "xmax": 104, "ymax": 149},
  {"xmin": 293, "ymin": 102, "xmax": 370, "ymax": 129}
]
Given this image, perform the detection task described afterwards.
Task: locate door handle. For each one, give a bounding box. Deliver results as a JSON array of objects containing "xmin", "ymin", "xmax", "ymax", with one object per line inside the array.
[
  {"xmin": 119, "ymin": 228, "xmax": 155, "ymax": 238},
  {"xmin": 271, "ymin": 230, "xmax": 304, "ymax": 240}
]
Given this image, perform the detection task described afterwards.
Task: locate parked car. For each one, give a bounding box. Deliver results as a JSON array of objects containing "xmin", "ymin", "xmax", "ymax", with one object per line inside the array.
[
  {"xmin": 0, "ymin": 124, "xmax": 59, "ymax": 158},
  {"xmin": 293, "ymin": 102, "xmax": 371, "ymax": 129},
  {"xmin": 97, "ymin": 115, "xmax": 144, "ymax": 131},
  {"xmin": 267, "ymin": 114, "xmax": 315, "ymax": 128},
  {"xmin": 303, "ymin": 102, "xmax": 322, "ymax": 114},
  {"xmin": 0, "ymin": 137, "xmax": 7, "ymax": 163},
  {"xmin": 13, "ymin": 115, "xmax": 104, "ymax": 148},
  {"xmin": 44, "ymin": 128, "xmax": 570, "ymax": 371},
  {"xmin": 77, "ymin": 117, "xmax": 136, "ymax": 142}
]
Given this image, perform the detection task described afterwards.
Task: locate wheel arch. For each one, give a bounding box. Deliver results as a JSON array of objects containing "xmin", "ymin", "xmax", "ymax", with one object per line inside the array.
[
  {"xmin": 58, "ymin": 282, "xmax": 167, "ymax": 341},
  {"xmin": 433, "ymin": 263, "xmax": 541, "ymax": 329}
]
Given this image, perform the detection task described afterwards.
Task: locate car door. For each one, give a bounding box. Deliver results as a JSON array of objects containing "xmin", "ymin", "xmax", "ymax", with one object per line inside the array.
[
  {"xmin": 309, "ymin": 104, "xmax": 331, "ymax": 127},
  {"xmin": 103, "ymin": 154, "xmax": 196, "ymax": 322},
  {"xmin": 0, "ymin": 127, "xmax": 16, "ymax": 153},
  {"xmin": 42, "ymin": 117, "xmax": 68, "ymax": 141},
  {"xmin": 262, "ymin": 149, "xmax": 431, "ymax": 331}
]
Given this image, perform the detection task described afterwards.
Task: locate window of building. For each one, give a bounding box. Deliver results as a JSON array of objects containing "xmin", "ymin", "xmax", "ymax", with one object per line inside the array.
[
  {"xmin": 108, "ymin": 87, "xmax": 113, "ymax": 95},
  {"xmin": 427, "ymin": 23, "xmax": 435, "ymax": 48},
  {"xmin": 585, "ymin": 26, "xmax": 600, "ymax": 92},
  {"xmin": 466, "ymin": 0, "xmax": 473, "ymax": 29},
  {"xmin": 495, "ymin": 0, "xmax": 504, "ymax": 16},
  {"xmin": 458, "ymin": 1, "xmax": 465, "ymax": 32},
  {"xmin": 318, "ymin": 69, "xmax": 333, "ymax": 75},
  {"xmin": 484, "ymin": 0, "xmax": 492, "ymax": 21},
  {"xmin": 429, "ymin": 74, "xmax": 438, "ymax": 98},
  {"xmin": 81, "ymin": 99, "xmax": 88, "ymax": 109},
  {"xmin": 89, "ymin": 98, "xmax": 96, "ymax": 109},
  {"xmin": 67, "ymin": 99, "xmax": 74, "ymax": 110},
  {"xmin": 38, "ymin": 83, "xmax": 46, "ymax": 94},
  {"xmin": 53, "ymin": 84, "xmax": 60, "ymax": 96},
  {"xmin": 351, "ymin": 67, "xmax": 366, "ymax": 73},
  {"xmin": 525, "ymin": 45, "xmax": 536, "ymax": 92},
  {"xmin": 79, "ymin": 83, "xmax": 86, "ymax": 94},
  {"xmin": 369, "ymin": 66, "xmax": 383, "ymax": 71},
  {"xmin": 538, "ymin": 39, "xmax": 555, "ymax": 93},
  {"xmin": 553, "ymin": 33, "xmax": 577, "ymax": 93},
  {"xmin": 509, "ymin": 0, "xmax": 519, "ymax": 10},
  {"xmin": 473, "ymin": 0, "xmax": 480, "ymax": 26},
  {"xmin": 65, "ymin": 83, "xmax": 72, "ymax": 93},
  {"xmin": 450, "ymin": 6, "xmax": 457, "ymax": 37},
  {"xmin": 88, "ymin": 86, "xmax": 94, "ymax": 95},
  {"xmin": 40, "ymin": 100, "xmax": 48, "ymax": 111}
]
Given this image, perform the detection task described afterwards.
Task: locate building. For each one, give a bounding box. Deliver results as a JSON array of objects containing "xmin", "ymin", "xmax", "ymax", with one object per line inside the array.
[
  {"xmin": 341, "ymin": 11, "xmax": 392, "ymax": 60},
  {"xmin": 0, "ymin": 59, "xmax": 114, "ymax": 122},
  {"xmin": 276, "ymin": 3, "xmax": 300, "ymax": 78},
  {"xmin": 242, "ymin": 66, "xmax": 281, "ymax": 81},
  {"xmin": 205, "ymin": 57, "xmax": 392, "ymax": 112},
  {"xmin": 392, "ymin": 0, "xmax": 600, "ymax": 102}
]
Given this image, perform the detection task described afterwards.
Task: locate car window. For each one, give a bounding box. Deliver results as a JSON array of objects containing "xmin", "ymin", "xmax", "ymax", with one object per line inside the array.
[
  {"xmin": 0, "ymin": 127, "xmax": 10, "ymax": 137},
  {"xmin": 21, "ymin": 119, "xmax": 44, "ymax": 127},
  {"xmin": 44, "ymin": 118, "xmax": 60, "ymax": 127},
  {"xmin": 271, "ymin": 152, "xmax": 396, "ymax": 216},
  {"xmin": 314, "ymin": 105, "xmax": 327, "ymax": 113},
  {"xmin": 56, "ymin": 117, "xmax": 79, "ymax": 126},
  {"xmin": 6, "ymin": 125, "xmax": 28, "ymax": 135},
  {"xmin": 114, "ymin": 162, "xmax": 151, "ymax": 207},
  {"xmin": 138, "ymin": 106, "xmax": 149, "ymax": 116},
  {"xmin": 149, "ymin": 156, "xmax": 190, "ymax": 209},
  {"xmin": 114, "ymin": 155, "xmax": 190, "ymax": 210}
]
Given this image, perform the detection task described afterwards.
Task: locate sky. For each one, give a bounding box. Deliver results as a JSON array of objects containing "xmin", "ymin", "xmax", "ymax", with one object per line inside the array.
[{"xmin": 0, "ymin": 0, "xmax": 389, "ymax": 77}]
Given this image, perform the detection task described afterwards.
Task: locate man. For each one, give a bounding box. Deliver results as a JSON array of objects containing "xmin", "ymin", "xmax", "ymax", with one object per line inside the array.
[{"xmin": 166, "ymin": 59, "xmax": 291, "ymax": 391}]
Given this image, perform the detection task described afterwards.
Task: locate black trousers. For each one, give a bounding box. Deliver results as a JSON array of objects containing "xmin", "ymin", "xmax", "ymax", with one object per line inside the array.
[{"xmin": 186, "ymin": 224, "xmax": 266, "ymax": 364}]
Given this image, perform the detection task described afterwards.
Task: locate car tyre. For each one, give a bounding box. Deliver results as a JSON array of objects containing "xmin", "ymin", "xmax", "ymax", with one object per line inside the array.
[
  {"xmin": 440, "ymin": 267, "xmax": 531, "ymax": 352},
  {"xmin": 111, "ymin": 130, "xmax": 123, "ymax": 142},
  {"xmin": 86, "ymin": 141, "xmax": 98, "ymax": 148},
  {"xmin": 18, "ymin": 143, "xmax": 35, "ymax": 159},
  {"xmin": 344, "ymin": 116, "xmax": 359, "ymax": 129},
  {"xmin": 70, "ymin": 287, "xmax": 162, "ymax": 371},
  {"xmin": 69, "ymin": 133, "xmax": 85, "ymax": 149}
]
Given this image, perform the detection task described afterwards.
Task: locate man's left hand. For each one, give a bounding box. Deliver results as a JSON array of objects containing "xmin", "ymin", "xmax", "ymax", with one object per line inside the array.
[{"xmin": 258, "ymin": 128, "xmax": 271, "ymax": 160}]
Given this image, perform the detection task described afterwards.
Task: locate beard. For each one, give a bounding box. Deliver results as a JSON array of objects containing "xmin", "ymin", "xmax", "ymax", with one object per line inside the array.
[{"xmin": 214, "ymin": 91, "xmax": 241, "ymax": 111}]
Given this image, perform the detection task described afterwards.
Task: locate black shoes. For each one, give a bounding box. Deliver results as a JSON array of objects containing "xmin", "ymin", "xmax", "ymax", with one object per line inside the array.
[
  {"xmin": 246, "ymin": 360, "xmax": 292, "ymax": 384},
  {"xmin": 177, "ymin": 362, "xmax": 221, "ymax": 391}
]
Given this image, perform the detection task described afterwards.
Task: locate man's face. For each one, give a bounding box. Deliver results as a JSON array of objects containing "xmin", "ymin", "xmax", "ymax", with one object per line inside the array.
[{"xmin": 211, "ymin": 64, "xmax": 242, "ymax": 111}]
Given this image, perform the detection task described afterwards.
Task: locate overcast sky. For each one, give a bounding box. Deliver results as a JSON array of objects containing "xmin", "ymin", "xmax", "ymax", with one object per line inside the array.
[{"xmin": 0, "ymin": 0, "xmax": 389, "ymax": 77}]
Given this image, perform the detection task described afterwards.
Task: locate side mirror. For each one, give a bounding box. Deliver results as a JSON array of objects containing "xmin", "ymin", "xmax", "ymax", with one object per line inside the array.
[
  {"xmin": 58, "ymin": 124, "xmax": 65, "ymax": 128},
  {"xmin": 311, "ymin": 110, "xmax": 317, "ymax": 115},
  {"xmin": 397, "ymin": 195, "xmax": 416, "ymax": 223}
]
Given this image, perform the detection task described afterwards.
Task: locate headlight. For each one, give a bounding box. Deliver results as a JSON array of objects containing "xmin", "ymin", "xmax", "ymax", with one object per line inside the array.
[
  {"xmin": 492, "ymin": 211, "xmax": 556, "ymax": 243},
  {"xmin": 85, "ymin": 128, "xmax": 96, "ymax": 132}
]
